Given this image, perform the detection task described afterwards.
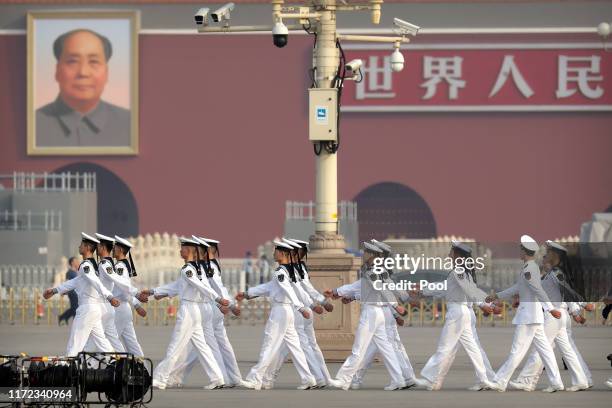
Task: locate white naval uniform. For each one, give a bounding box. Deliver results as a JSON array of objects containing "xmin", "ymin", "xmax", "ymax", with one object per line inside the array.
[
  {"xmin": 512, "ymin": 267, "xmax": 588, "ymax": 388},
  {"xmin": 296, "ymin": 262, "xmax": 332, "ymax": 382},
  {"xmin": 206, "ymin": 260, "xmax": 243, "ymax": 384},
  {"xmin": 351, "ymin": 304, "xmax": 416, "ymax": 387},
  {"xmin": 244, "ymin": 265, "xmax": 316, "ymax": 387},
  {"xmin": 565, "ymin": 302, "xmax": 592, "ymax": 385},
  {"xmin": 55, "ymin": 258, "xmax": 115, "ymax": 356},
  {"xmin": 435, "ymin": 272, "xmax": 495, "ymax": 385},
  {"xmin": 84, "ymin": 257, "xmax": 126, "ymax": 353},
  {"xmin": 166, "ymin": 261, "xmax": 234, "ymax": 386},
  {"xmin": 492, "ymin": 260, "xmax": 564, "ymax": 390},
  {"xmin": 112, "ymin": 260, "xmax": 144, "ymax": 357},
  {"xmin": 350, "ymin": 272, "xmax": 416, "ymax": 387},
  {"xmin": 153, "ymin": 262, "xmax": 225, "ymax": 387},
  {"xmin": 263, "ymin": 264, "xmax": 326, "ymax": 386},
  {"xmin": 419, "ymin": 268, "xmax": 492, "ymax": 389},
  {"xmin": 332, "ymin": 272, "xmax": 405, "ymax": 388}
]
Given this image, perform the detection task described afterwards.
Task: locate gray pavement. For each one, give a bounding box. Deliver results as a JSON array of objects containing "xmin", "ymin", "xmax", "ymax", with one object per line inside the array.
[{"xmin": 1, "ymin": 323, "xmax": 610, "ymax": 407}]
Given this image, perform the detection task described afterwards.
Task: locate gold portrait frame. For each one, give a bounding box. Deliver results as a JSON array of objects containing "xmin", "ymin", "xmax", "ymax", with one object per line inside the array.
[{"xmin": 27, "ymin": 10, "xmax": 139, "ymax": 156}]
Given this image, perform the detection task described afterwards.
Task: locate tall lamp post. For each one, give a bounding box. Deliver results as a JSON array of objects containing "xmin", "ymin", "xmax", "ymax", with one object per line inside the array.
[{"xmin": 195, "ymin": 0, "xmax": 419, "ymax": 359}]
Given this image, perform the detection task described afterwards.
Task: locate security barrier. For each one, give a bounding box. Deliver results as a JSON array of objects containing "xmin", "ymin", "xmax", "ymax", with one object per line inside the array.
[{"xmin": 0, "ymin": 287, "xmax": 607, "ymax": 327}]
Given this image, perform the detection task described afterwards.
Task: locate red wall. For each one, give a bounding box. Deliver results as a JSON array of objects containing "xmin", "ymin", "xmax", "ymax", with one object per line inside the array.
[{"xmin": 1, "ymin": 34, "xmax": 611, "ymax": 256}]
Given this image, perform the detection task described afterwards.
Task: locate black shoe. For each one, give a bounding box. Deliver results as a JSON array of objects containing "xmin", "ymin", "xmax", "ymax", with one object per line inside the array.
[{"xmin": 58, "ymin": 316, "xmax": 63, "ymax": 326}]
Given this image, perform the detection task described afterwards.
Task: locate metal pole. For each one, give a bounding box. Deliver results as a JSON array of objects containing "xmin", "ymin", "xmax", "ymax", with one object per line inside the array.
[{"xmin": 314, "ymin": 2, "xmax": 339, "ymax": 236}]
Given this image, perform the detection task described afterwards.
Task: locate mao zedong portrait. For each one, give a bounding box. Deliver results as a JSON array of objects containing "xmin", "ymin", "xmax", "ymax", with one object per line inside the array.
[{"xmin": 36, "ymin": 29, "xmax": 130, "ymax": 147}]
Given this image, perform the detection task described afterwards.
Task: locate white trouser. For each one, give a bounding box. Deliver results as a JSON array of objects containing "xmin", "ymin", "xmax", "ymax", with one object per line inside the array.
[
  {"xmin": 334, "ymin": 304, "xmax": 405, "ymax": 387},
  {"xmin": 514, "ymin": 310, "xmax": 588, "ymax": 387},
  {"xmin": 263, "ymin": 308, "xmax": 327, "ymax": 384},
  {"xmin": 352, "ymin": 307, "xmax": 415, "ymax": 385},
  {"xmin": 84, "ymin": 303, "xmax": 125, "ymax": 353},
  {"xmin": 493, "ymin": 323, "xmax": 563, "ymax": 389},
  {"xmin": 65, "ymin": 303, "xmax": 114, "ymax": 357},
  {"xmin": 245, "ymin": 303, "xmax": 315, "ymax": 386},
  {"xmin": 210, "ymin": 306, "xmax": 242, "ymax": 384},
  {"xmin": 154, "ymin": 302, "xmax": 224, "ymax": 386},
  {"xmin": 114, "ymin": 302, "xmax": 144, "ymax": 357},
  {"xmin": 440, "ymin": 307, "xmax": 495, "ymax": 384},
  {"xmin": 167, "ymin": 302, "xmax": 228, "ymax": 385},
  {"xmin": 566, "ymin": 315, "xmax": 592, "ymax": 385},
  {"xmin": 420, "ymin": 304, "xmax": 490, "ymax": 389}
]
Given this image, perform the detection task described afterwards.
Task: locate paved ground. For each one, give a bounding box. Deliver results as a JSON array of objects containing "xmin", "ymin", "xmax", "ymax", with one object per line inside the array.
[{"xmin": 1, "ymin": 323, "xmax": 610, "ymax": 407}]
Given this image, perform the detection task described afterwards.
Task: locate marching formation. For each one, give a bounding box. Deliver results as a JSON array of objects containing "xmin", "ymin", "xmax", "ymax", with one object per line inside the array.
[{"xmin": 43, "ymin": 232, "xmax": 610, "ymax": 392}]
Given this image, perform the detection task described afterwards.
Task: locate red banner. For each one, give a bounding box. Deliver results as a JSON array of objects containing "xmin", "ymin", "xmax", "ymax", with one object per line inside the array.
[{"xmin": 341, "ymin": 43, "xmax": 612, "ymax": 111}]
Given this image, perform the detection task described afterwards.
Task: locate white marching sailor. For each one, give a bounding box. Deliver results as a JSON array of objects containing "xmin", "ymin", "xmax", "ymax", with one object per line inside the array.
[
  {"xmin": 80, "ymin": 233, "xmax": 128, "ymax": 353},
  {"xmin": 350, "ymin": 239, "xmax": 416, "ymax": 390},
  {"xmin": 235, "ymin": 240, "xmax": 317, "ymax": 390},
  {"xmin": 413, "ymin": 241, "xmax": 496, "ymax": 391},
  {"xmin": 261, "ymin": 238, "xmax": 328, "ymax": 389},
  {"xmin": 509, "ymin": 240, "xmax": 589, "ymax": 392},
  {"xmin": 326, "ymin": 241, "xmax": 406, "ymax": 391},
  {"xmin": 486, "ymin": 235, "xmax": 564, "ymax": 393},
  {"xmin": 112, "ymin": 235, "xmax": 147, "ymax": 357},
  {"xmin": 201, "ymin": 237, "xmax": 243, "ymax": 386},
  {"xmin": 43, "ymin": 233, "xmax": 120, "ymax": 356},
  {"xmin": 165, "ymin": 237, "xmax": 234, "ymax": 388},
  {"xmin": 137, "ymin": 237, "xmax": 228, "ymax": 390}
]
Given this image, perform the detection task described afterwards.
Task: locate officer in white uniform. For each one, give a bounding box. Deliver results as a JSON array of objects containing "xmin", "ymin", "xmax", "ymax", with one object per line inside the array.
[
  {"xmin": 326, "ymin": 242, "xmax": 406, "ymax": 391},
  {"xmin": 486, "ymin": 235, "xmax": 564, "ymax": 392},
  {"xmin": 164, "ymin": 237, "xmax": 232, "ymax": 387},
  {"xmin": 350, "ymin": 239, "xmax": 416, "ymax": 390},
  {"xmin": 509, "ymin": 240, "xmax": 589, "ymax": 392},
  {"xmin": 137, "ymin": 237, "xmax": 229, "ymax": 390},
  {"xmin": 235, "ymin": 240, "xmax": 317, "ymax": 390},
  {"xmin": 261, "ymin": 238, "xmax": 327, "ymax": 389},
  {"xmin": 112, "ymin": 235, "xmax": 146, "ymax": 357},
  {"xmin": 414, "ymin": 241, "xmax": 496, "ymax": 391},
  {"xmin": 43, "ymin": 233, "xmax": 120, "ymax": 356}
]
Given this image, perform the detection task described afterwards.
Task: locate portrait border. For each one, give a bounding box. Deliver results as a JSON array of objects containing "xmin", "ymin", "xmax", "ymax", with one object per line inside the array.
[{"xmin": 27, "ymin": 10, "xmax": 140, "ymax": 156}]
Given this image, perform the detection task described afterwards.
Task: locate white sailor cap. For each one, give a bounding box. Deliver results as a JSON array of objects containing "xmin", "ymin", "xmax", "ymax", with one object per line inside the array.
[
  {"xmin": 95, "ymin": 233, "xmax": 115, "ymax": 244},
  {"xmin": 520, "ymin": 235, "xmax": 539, "ymax": 252},
  {"xmin": 451, "ymin": 240, "xmax": 472, "ymax": 255},
  {"xmin": 371, "ymin": 239, "xmax": 392, "ymax": 254},
  {"xmin": 114, "ymin": 235, "xmax": 133, "ymax": 249},
  {"xmin": 81, "ymin": 232, "xmax": 100, "ymax": 245},
  {"xmin": 282, "ymin": 238, "xmax": 301, "ymax": 249},
  {"xmin": 363, "ymin": 241, "xmax": 384, "ymax": 254},
  {"xmin": 180, "ymin": 237, "xmax": 200, "ymax": 246},
  {"xmin": 289, "ymin": 238, "xmax": 309, "ymax": 248},
  {"xmin": 200, "ymin": 237, "xmax": 220, "ymax": 246},
  {"xmin": 192, "ymin": 236, "xmax": 211, "ymax": 247},
  {"xmin": 274, "ymin": 240, "xmax": 293, "ymax": 250},
  {"xmin": 545, "ymin": 240, "xmax": 567, "ymax": 253}
]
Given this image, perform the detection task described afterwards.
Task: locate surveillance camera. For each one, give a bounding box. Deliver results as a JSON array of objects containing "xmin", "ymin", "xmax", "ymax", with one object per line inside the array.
[
  {"xmin": 345, "ymin": 59, "xmax": 363, "ymax": 76},
  {"xmin": 597, "ymin": 22, "xmax": 611, "ymax": 38},
  {"xmin": 393, "ymin": 18, "xmax": 420, "ymax": 36},
  {"xmin": 272, "ymin": 21, "xmax": 289, "ymax": 48},
  {"xmin": 194, "ymin": 8, "xmax": 210, "ymax": 26},
  {"xmin": 390, "ymin": 48, "xmax": 404, "ymax": 72},
  {"xmin": 211, "ymin": 2, "xmax": 235, "ymax": 23}
]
